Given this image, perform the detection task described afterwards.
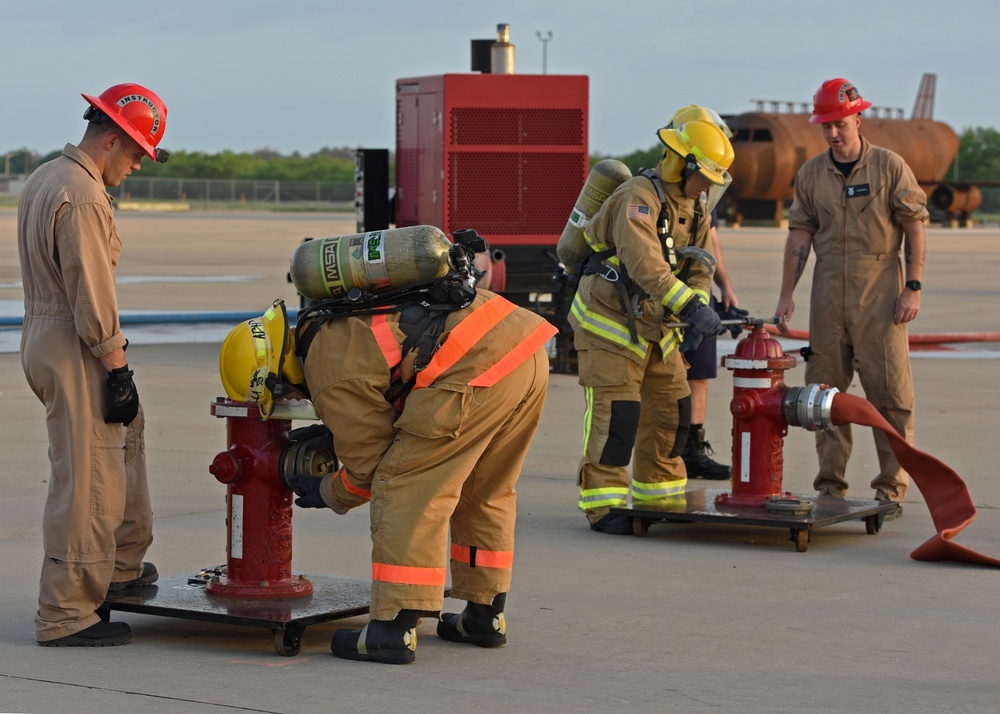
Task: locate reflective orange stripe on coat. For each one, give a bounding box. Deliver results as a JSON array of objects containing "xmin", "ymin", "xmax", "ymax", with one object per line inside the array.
[
  {"xmin": 372, "ymin": 562, "xmax": 448, "ymax": 587},
  {"xmin": 370, "ymin": 314, "xmax": 402, "ymax": 368},
  {"xmin": 450, "ymin": 544, "xmax": 514, "ymax": 569},
  {"xmin": 335, "ymin": 467, "xmax": 371, "ymax": 500},
  {"xmin": 415, "ymin": 295, "xmax": 558, "ymax": 389}
]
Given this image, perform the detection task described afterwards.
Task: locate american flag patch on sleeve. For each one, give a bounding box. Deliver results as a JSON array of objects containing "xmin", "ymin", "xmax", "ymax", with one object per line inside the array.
[{"xmin": 627, "ymin": 204, "xmax": 651, "ymax": 220}]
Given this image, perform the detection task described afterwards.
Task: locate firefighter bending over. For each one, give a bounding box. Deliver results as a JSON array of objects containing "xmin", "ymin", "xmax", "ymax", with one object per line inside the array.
[
  {"xmin": 569, "ymin": 115, "xmax": 735, "ymax": 534},
  {"xmin": 221, "ymin": 267, "xmax": 555, "ymax": 664}
]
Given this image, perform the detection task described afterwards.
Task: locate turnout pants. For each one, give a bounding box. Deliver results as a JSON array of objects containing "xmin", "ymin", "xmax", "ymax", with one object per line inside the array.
[
  {"xmin": 22, "ymin": 316, "xmax": 152, "ymax": 642},
  {"xmin": 368, "ymin": 348, "xmax": 549, "ymax": 621},
  {"xmin": 577, "ymin": 343, "xmax": 691, "ymax": 524}
]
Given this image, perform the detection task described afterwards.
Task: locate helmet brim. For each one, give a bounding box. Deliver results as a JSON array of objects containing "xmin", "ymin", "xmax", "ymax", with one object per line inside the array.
[{"xmin": 809, "ymin": 99, "xmax": 873, "ymax": 124}]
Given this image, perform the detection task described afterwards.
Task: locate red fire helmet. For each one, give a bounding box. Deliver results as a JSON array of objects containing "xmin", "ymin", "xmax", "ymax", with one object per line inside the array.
[
  {"xmin": 82, "ymin": 83, "xmax": 168, "ymax": 162},
  {"xmin": 809, "ymin": 78, "xmax": 873, "ymax": 124}
]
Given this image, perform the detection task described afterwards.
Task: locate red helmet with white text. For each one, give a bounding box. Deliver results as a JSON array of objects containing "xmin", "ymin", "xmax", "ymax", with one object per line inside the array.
[
  {"xmin": 82, "ymin": 83, "xmax": 169, "ymax": 162},
  {"xmin": 809, "ymin": 78, "xmax": 873, "ymax": 124}
]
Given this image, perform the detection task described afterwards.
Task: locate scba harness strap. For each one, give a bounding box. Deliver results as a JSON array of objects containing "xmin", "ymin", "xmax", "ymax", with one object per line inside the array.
[
  {"xmin": 574, "ymin": 170, "xmax": 675, "ymax": 345},
  {"xmin": 295, "ymin": 300, "xmax": 455, "ymax": 408},
  {"xmin": 383, "ymin": 304, "xmax": 450, "ymax": 405}
]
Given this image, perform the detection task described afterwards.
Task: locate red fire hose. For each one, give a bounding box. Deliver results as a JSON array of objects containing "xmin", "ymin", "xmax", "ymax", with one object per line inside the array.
[
  {"xmin": 764, "ymin": 324, "xmax": 1000, "ymax": 346},
  {"xmin": 832, "ymin": 393, "xmax": 1000, "ymax": 567}
]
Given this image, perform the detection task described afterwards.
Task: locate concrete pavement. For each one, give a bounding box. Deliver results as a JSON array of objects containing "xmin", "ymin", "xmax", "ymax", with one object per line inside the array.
[{"xmin": 2, "ymin": 208, "xmax": 1000, "ymax": 713}]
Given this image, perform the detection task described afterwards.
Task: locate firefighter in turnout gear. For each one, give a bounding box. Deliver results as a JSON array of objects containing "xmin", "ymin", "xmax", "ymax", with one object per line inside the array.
[
  {"xmin": 667, "ymin": 106, "xmax": 746, "ymax": 481},
  {"xmin": 225, "ymin": 274, "xmax": 556, "ymax": 663},
  {"xmin": 569, "ymin": 117, "xmax": 735, "ymax": 534}
]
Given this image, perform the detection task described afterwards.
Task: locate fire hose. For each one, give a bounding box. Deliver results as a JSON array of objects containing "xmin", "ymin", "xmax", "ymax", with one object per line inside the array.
[
  {"xmin": 720, "ymin": 318, "xmax": 1000, "ymax": 566},
  {"xmin": 763, "ymin": 323, "xmax": 1000, "ymax": 347},
  {"xmin": 831, "ymin": 393, "xmax": 1000, "ymax": 566}
]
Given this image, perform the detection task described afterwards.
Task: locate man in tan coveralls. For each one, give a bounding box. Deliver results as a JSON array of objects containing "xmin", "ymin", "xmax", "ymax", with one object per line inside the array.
[
  {"xmin": 223, "ymin": 289, "xmax": 556, "ymax": 664},
  {"xmin": 18, "ymin": 83, "xmax": 169, "ymax": 646},
  {"xmin": 568, "ymin": 117, "xmax": 734, "ymax": 534},
  {"xmin": 774, "ymin": 78, "xmax": 928, "ymax": 514}
]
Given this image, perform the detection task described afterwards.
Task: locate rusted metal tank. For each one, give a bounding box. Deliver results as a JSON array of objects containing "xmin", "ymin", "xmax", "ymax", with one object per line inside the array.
[
  {"xmin": 923, "ymin": 183, "xmax": 983, "ymax": 213},
  {"xmin": 727, "ymin": 112, "xmax": 959, "ymax": 202}
]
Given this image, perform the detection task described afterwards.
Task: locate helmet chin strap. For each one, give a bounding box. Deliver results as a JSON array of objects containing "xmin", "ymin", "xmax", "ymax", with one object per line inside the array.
[
  {"xmin": 678, "ymin": 152, "xmax": 700, "ymax": 192},
  {"xmin": 682, "ymin": 153, "xmax": 699, "ymax": 179}
]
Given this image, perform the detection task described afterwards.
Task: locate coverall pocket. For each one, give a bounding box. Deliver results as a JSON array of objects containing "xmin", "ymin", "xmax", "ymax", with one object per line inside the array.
[
  {"xmin": 91, "ymin": 438, "xmax": 127, "ymax": 518},
  {"xmin": 394, "ymin": 384, "xmax": 471, "ymax": 439},
  {"xmin": 124, "ymin": 405, "xmax": 145, "ymax": 464}
]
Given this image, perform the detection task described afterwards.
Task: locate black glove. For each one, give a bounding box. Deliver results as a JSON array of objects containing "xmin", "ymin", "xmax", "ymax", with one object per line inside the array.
[
  {"xmin": 105, "ymin": 365, "xmax": 139, "ymax": 426},
  {"xmin": 679, "ymin": 300, "xmax": 725, "ymax": 353},
  {"xmin": 288, "ymin": 423, "xmax": 334, "ymax": 450},
  {"xmin": 285, "ymin": 473, "xmax": 328, "ymax": 509},
  {"xmin": 715, "ymin": 304, "xmax": 750, "ymax": 338}
]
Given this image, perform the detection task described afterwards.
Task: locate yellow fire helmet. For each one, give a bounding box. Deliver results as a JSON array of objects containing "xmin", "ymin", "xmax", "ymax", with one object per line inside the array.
[
  {"xmin": 219, "ymin": 298, "xmax": 306, "ymax": 418},
  {"xmin": 658, "ymin": 119, "xmax": 734, "ymax": 187},
  {"xmin": 663, "ymin": 104, "xmax": 734, "ymax": 139}
]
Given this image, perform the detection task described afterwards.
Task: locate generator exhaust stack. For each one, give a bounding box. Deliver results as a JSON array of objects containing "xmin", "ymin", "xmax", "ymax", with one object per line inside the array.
[{"xmin": 471, "ymin": 24, "xmax": 515, "ymax": 74}]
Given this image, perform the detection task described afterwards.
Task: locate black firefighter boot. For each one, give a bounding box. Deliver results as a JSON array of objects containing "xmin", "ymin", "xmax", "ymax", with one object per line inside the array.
[
  {"xmin": 331, "ymin": 610, "xmax": 421, "ymax": 664},
  {"xmin": 437, "ymin": 593, "xmax": 507, "ymax": 648},
  {"xmin": 682, "ymin": 425, "xmax": 732, "ymax": 481}
]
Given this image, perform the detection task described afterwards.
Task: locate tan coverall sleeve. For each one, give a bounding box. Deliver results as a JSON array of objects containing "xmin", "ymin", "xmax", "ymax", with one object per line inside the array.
[
  {"xmin": 54, "ymin": 202, "xmax": 127, "ymax": 357},
  {"xmin": 890, "ymin": 158, "xmax": 930, "ymax": 224}
]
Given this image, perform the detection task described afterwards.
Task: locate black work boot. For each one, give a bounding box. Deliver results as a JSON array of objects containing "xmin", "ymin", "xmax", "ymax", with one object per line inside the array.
[
  {"xmin": 331, "ymin": 610, "xmax": 420, "ymax": 664},
  {"xmin": 682, "ymin": 426, "xmax": 731, "ymax": 480},
  {"xmin": 875, "ymin": 491, "xmax": 904, "ymax": 521},
  {"xmin": 437, "ymin": 593, "xmax": 507, "ymax": 647},
  {"xmin": 37, "ymin": 620, "xmax": 132, "ymax": 647},
  {"xmin": 589, "ymin": 513, "xmax": 633, "ymax": 535},
  {"xmin": 108, "ymin": 562, "xmax": 158, "ymax": 592}
]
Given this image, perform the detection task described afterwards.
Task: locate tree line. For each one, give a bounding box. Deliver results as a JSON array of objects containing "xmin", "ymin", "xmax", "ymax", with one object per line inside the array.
[{"xmin": 4, "ymin": 129, "xmax": 1000, "ymax": 210}]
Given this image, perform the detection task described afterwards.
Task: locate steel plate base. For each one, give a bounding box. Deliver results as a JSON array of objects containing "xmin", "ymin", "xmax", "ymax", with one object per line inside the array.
[
  {"xmin": 98, "ymin": 570, "xmax": 372, "ymax": 656},
  {"xmin": 610, "ymin": 488, "xmax": 900, "ymax": 551}
]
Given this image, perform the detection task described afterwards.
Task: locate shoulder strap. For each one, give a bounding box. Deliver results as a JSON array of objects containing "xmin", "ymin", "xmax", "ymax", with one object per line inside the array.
[
  {"xmin": 383, "ymin": 304, "xmax": 450, "ymax": 405},
  {"xmin": 640, "ymin": 169, "xmax": 677, "ymax": 270},
  {"xmin": 398, "ymin": 304, "xmax": 449, "ymax": 375}
]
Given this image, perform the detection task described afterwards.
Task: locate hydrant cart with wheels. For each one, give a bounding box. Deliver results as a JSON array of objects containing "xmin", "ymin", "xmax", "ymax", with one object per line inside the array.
[
  {"xmin": 622, "ymin": 490, "xmax": 897, "ymax": 552},
  {"xmin": 610, "ymin": 321, "xmax": 900, "ymax": 552},
  {"xmin": 99, "ymin": 398, "xmax": 372, "ymax": 656}
]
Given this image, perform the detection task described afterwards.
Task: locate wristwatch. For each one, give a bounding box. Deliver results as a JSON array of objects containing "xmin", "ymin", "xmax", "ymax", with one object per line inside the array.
[{"xmin": 905, "ymin": 279, "xmax": 922, "ymax": 291}]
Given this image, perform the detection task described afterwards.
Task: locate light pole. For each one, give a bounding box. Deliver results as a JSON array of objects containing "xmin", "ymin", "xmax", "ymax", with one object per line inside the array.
[
  {"xmin": 536, "ymin": 31, "xmax": 553, "ymax": 74},
  {"xmin": 3, "ymin": 149, "xmax": 29, "ymax": 176}
]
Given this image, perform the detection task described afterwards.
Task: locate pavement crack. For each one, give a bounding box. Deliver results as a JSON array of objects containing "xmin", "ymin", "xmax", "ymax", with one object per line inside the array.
[{"xmin": 0, "ymin": 673, "xmax": 286, "ymax": 713}]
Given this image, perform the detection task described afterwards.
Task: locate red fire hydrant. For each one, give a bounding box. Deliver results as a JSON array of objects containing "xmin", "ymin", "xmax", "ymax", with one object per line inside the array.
[
  {"xmin": 206, "ymin": 398, "xmax": 314, "ymax": 598},
  {"xmin": 717, "ymin": 324, "xmax": 838, "ymax": 508}
]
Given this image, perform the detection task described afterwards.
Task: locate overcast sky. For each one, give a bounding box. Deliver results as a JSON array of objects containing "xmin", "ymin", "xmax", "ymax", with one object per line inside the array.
[{"xmin": 2, "ymin": 0, "xmax": 997, "ymax": 158}]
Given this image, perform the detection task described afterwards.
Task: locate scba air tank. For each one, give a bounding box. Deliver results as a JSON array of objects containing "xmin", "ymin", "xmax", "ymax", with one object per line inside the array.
[
  {"xmin": 556, "ymin": 159, "xmax": 632, "ymax": 274},
  {"xmin": 289, "ymin": 225, "xmax": 452, "ymax": 300}
]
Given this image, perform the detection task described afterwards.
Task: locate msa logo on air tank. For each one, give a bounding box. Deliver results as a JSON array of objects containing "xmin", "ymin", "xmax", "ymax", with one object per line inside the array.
[
  {"xmin": 322, "ymin": 241, "xmax": 341, "ymax": 285},
  {"xmin": 364, "ymin": 231, "xmax": 391, "ymax": 291}
]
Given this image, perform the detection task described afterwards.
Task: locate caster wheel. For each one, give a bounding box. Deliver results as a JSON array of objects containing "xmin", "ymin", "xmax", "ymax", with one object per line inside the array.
[
  {"xmin": 632, "ymin": 517, "xmax": 649, "ymax": 538},
  {"xmin": 793, "ymin": 528, "xmax": 810, "ymax": 552},
  {"xmin": 865, "ymin": 514, "xmax": 882, "ymax": 534},
  {"xmin": 273, "ymin": 626, "xmax": 303, "ymax": 656}
]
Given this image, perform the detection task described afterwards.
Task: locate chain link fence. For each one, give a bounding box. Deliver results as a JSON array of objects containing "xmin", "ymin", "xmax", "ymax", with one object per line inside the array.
[{"xmin": 106, "ymin": 177, "xmax": 355, "ymax": 210}]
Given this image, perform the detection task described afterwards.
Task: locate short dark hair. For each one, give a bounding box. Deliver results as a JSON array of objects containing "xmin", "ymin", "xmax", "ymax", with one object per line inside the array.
[{"xmin": 84, "ymin": 119, "xmax": 118, "ymax": 140}]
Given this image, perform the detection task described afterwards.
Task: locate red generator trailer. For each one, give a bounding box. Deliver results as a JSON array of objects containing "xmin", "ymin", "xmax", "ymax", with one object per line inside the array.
[{"xmin": 393, "ymin": 71, "xmax": 589, "ymax": 370}]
